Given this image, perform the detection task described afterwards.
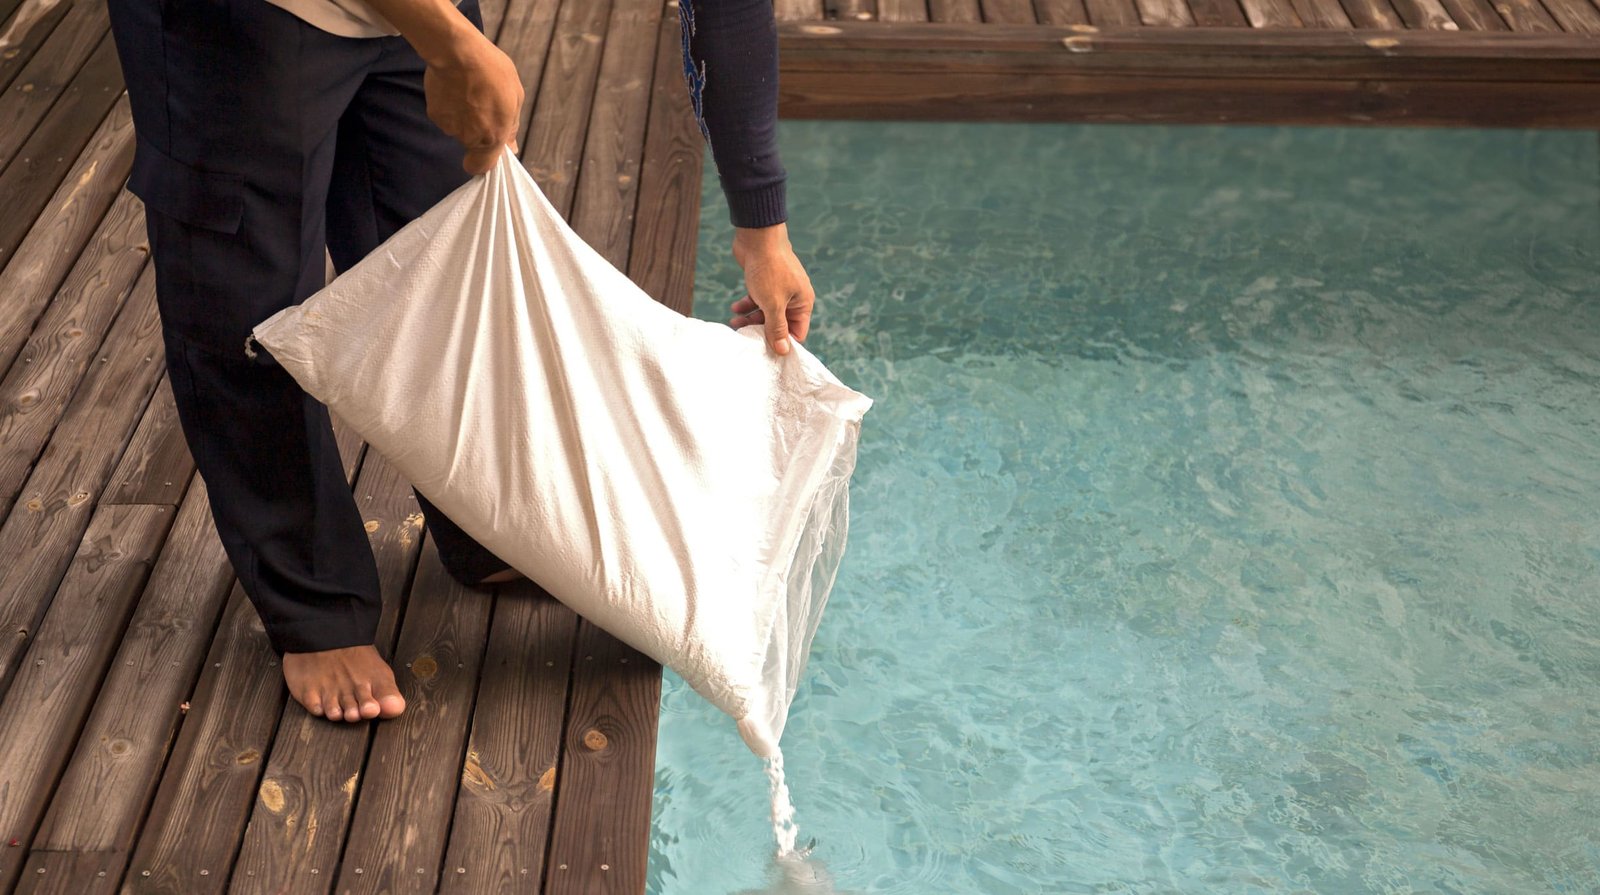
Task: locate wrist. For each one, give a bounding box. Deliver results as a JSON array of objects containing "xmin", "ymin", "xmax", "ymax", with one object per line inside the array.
[
  {"xmin": 416, "ymin": 16, "xmax": 484, "ymax": 69},
  {"xmin": 733, "ymin": 222, "xmax": 790, "ymax": 254}
]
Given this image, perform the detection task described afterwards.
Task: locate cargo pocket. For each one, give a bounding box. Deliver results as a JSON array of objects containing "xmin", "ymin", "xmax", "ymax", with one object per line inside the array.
[{"xmin": 128, "ymin": 137, "xmax": 244, "ymax": 234}]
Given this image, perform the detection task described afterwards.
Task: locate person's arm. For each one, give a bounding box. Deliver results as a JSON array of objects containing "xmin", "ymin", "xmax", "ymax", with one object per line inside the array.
[
  {"xmin": 680, "ymin": 0, "xmax": 814, "ymax": 356},
  {"xmin": 362, "ymin": 0, "xmax": 523, "ymax": 175}
]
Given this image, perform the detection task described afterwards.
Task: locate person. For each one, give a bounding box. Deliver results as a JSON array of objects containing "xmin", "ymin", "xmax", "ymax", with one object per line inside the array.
[{"xmin": 106, "ymin": 0, "xmax": 814, "ymax": 723}]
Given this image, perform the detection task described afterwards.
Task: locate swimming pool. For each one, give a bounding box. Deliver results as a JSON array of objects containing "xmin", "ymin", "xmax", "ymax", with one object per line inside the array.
[{"xmin": 648, "ymin": 121, "xmax": 1600, "ymax": 894}]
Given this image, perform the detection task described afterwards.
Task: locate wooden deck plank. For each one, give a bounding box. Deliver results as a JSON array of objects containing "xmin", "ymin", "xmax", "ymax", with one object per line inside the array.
[
  {"xmin": 228, "ymin": 451, "xmax": 425, "ymax": 894},
  {"xmin": 118, "ymin": 408, "xmax": 365, "ymax": 894},
  {"xmin": 541, "ymin": 623, "xmax": 662, "ymax": 895},
  {"xmin": 497, "ymin": 0, "xmax": 562, "ymax": 157},
  {"xmin": 1289, "ymin": 0, "xmax": 1355, "ymax": 27},
  {"xmin": 778, "ymin": 22, "xmax": 1600, "ymax": 81},
  {"xmin": 0, "ymin": 95, "xmax": 133, "ymax": 379},
  {"xmin": 1388, "ymin": 0, "xmax": 1462, "ymax": 28},
  {"xmin": 119, "ymin": 582, "xmax": 281, "ymax": 895},
  {"xmin": 0, "ymin": 0, "xmax": 108, "ymax": 168},
  {"xmin": 1438, "ymin": 0, "xmax": 1509, "ymax": 28},
  {"xmin": 1033, "ymin": 0, "xmax": 1093, "ymax": 25},
  {"xmin": 627, "ymin": 2, "xmax": 706, "ymax": 316},
  {"xmin": 879, "ymin": 0, "xmax": 931, "ymax": 21},
  {"xmin": 438, "ymin": 587, "xmax": 579, "ymax": 894},
  {"xmin": 1184, "ymin": 0, "xmax": 1250, "ymax": 25},
  {"xmin": 981, "ymin": 0, "xmax": 1040, "ymax": 23},
  {"xmin": 1491, "ymin": 0, "xmax": 1561, "ymax": 30},
  {"xmin": 0, "ymin": 0, "xmax": 75, "ymax": 95},
  {"xmin": 332, "ymin": 540, "xmax": 494, "ymax": 895},
  {"xmin": 1137, "ymin": 0, "xmax": 1196, "ymax": 26},
  {"xmin": 929, "ymin": 0, "xmax": 984, "ymax": 22},
  {"xmin": 1238, "ymin": 0, "xmax": 1305, "ymax": 26},
  {"xmin": 0, "ymin": 504, "xmax": 171, "ymax": 894},
  {"xmin": 104, "ymin": 378, "xmax": 193, "ymax": 507},
  {"xmin": 523, "ymin": 0, "xmax": 613, "ymax": 213},
  {"xmin": 0, "ymin": 32, "xmax": 123, "ymax": 266},
  {"xmin": 16, "ymin": 477, "xmax": 235, "ymax": 895},
  {"xmin": 0, "ymin": 267, "xmax": 161, "ymax": 704},
  {"xmin": 1538, "ymin": 0, "xmax": 1600, "ymax": 30},
  {"xmin": 1083, "ymin": 0, "xmax": 1144, "ymax": 25},
  {"xmin": 775, "ymin": 0, "xmax": 825, "ymax": 20},
  {"xmin": 827, "ymin": 0, "xmax": 879, "ymax": 21},
  {"xmin": 571, "ymin": 0, "xmax": 664, "ymax": 270},
  {"xmin": 0, "ymin": 190, "xmax": 149, "ymax": 504}
]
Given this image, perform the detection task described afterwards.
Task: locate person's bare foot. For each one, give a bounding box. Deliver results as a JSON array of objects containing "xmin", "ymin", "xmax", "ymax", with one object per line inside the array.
[{"xmin": 282, "ymin": 645, "xmax": 406, "ymax": 723}]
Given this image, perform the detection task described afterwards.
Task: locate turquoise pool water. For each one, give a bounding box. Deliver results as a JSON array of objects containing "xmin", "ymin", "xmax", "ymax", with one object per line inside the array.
[{"xmin": 649, "ymin": 122, "xmax": 1600, "ymax": 895}]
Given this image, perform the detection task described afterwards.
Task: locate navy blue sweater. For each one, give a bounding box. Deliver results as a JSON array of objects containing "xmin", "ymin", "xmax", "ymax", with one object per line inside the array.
[{"xmin": 678, "ymin": 0, "xmax": 786, "ymax": 229}]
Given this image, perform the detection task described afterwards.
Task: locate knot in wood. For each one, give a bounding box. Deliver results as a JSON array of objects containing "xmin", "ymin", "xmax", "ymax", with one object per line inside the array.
[
  {"xmin": 411, "ymin": 655, "xmax": 439, "ymax": 680},
  {"xmin": 582, "ymin": 729, "xmax": 609, "ymax": 751}
]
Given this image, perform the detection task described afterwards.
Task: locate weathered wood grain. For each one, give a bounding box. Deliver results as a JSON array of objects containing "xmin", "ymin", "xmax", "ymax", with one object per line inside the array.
[
  {"xmin": 438, "ymin": 587, "xmax": 579, "ymax": 895},
  {"xmin": 227, "ymin": 450, "xmax": 424, "ymax": 894},
  {"xmin": 1083, "ymin": 0, "xmax": 1143, "ymax": 25},
  {"xmin": 1136, "ymin": 0, "xmax": 1195, "ymax": 25},
  {"xmin": 498, "ymin": 0, "xmax": 562, "ymax": 153},
  {"xmin": 0, "ymin": 32, "xmax": 123, "ymax": 265},
  {"xmin": 779, "ymin": 65, "xmax": 1600, "ymax": 126},
  {"xmin": 0, "ymin": 504, "xmax": 170, "ymax": 894},
  {"xmin": 0, "ymin": 0, "xmax": 107, "ymax": 167},
  {"xmin": 104, "ymin": 377, "xmax": 193, "ymax": 506},
  {"xmin": 1238, "ymin": 0, "xmax": 1305, "ymax": 26},
  {"xmin": 1290, "ymin": 0, "xmax": 1355, "ymax": 27},
  {"xmin": 826, "ymin": 0, "xmax": 879, "ymax": 20},
  {"xmin": 119, "ymin": 582, "xmax": 281, "ymax": 895},
  {"xmin": 0, "ymin": 266, "xmax": 162, "ymax": 703},
  {"xmin": 1389, "ymin": 0, "xmax": 1462, "ymax": 27},
  {"xmin": 1537, "ymin": 0, "xmax": 1600, "ymax": 31},
  {"xmin": 1438, "ymin": 0, "xmax": 1508, "ymax": 29},
  {"xmin": 628, "ymin": 4, "xmax": 706, "ymax": 316},
  {"xmin": 332, "ymin": 540, "xmax": 494, "ymax": 895},
  {"xmin": 979, "ymin": 0, "xmax": 1039, "ymax": 22},
  {"xmin": 18, "ymin": 477, "xmax": 235, "ymax": 894},
  {"xmin": 879, "ymin": 0, "xmax": 931, "ymax": 21},
  {"xmin": 1490, "ymin": 0, "xmax": 1560, "ymax": 30},
  {"xmin": 1339, "ymin": 0, "xmax": 1408, "ymax": 27},
  {"xmin": 0, "ymin": 0, "xmax": 75, "ymax": 95},
  {"xmin": 0, "ymin": 98, "xmax": 129, "ymax": 355},
  {"xmin": 0, "ymin": 192, "xmax": 149, "ymax": 503},
  {"xmin": 541, "ymin": 623, "xmax": 663, "ymax": 895},
  {"xmin": 1032, "ymin": 0, "xmax": 1092, "ymax": 25},
  {"xmin": 1184, "ymin": 0, "xmax": 1250, "ymax": 25},
  {"xmin": 775, "ymin": 0, "xmax": 825, "ymax": 20},
  {"xmin": 523, "ymin": 0, "xmax": 613, "ymax": 214},
  {"xmin": 929, "ymin": 0, "xmax": 983, "ymax": 21},
  {"xmin": 571, "ymin": 0, "xmax": 664, "ymax": 269}
]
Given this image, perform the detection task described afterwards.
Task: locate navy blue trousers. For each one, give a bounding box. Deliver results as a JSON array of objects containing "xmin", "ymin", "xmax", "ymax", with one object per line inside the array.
[{"xmin": 108, "ymin": 0, "xmax": 508, "ymax": 653}]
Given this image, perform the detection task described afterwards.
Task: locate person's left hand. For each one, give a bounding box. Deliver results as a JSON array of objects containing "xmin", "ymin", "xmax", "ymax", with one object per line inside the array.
[{"xmin": 728, "ymin": 222, "xmax": 814, "ymax": 356}]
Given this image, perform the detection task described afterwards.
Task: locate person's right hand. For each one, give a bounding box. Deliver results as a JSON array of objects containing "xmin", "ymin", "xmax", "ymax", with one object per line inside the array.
[{"xmin": 422, "ymin": 29, "xmax": 523, "ymax": 175}]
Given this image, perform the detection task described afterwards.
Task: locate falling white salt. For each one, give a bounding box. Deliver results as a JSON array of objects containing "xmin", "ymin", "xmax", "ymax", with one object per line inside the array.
[{"xmin": 763, "ymin": 750, "xmax": 800, "ymax": 857}]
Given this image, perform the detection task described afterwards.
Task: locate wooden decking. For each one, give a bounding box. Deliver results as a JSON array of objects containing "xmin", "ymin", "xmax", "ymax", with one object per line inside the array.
[
  {"xmin": 1, "ymin": 0, "xmax": 1596, "ymax": 892},
  {"xmin": 0, "ymin": 0, "xmax": 702, "ymax": 892},
  {"xmin": 775, "ymin": 0, "xmax": 1600, "ymax": 125}
]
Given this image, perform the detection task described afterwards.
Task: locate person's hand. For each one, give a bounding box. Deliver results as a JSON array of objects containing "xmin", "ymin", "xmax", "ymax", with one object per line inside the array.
[
  {"xmin": 728, "ymin": 223, "xmax": 814, "ymax": 356},
  {"xmin": 421, "ymin": 27, "xmax": 523, "ymax": 174}
]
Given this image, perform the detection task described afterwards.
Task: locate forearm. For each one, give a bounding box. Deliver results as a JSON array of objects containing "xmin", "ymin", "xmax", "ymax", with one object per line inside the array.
[{"xmin": 679, "ymin": 0, "xmax": 787, "ymax": 229}]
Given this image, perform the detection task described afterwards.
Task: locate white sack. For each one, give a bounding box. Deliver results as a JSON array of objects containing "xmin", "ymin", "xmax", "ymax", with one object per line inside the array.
[{"xmin": 254, "ymin": 151, "xmax": 871, "ymax": 756}]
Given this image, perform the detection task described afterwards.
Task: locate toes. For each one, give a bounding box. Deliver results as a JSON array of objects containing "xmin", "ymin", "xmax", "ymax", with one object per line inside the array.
[
  {"xmin": 355, "ymin": 682, "xmax": 381, "ymax": 720},
  {"xmin": 323, "ymin": 689, "xmax": 345, "ymax": 722},
  {"xmin": 374, "ymin": 684, "xmax": 407, "ymax": 719},
  {"xmin": 339, "ymin": 693, "xmax": 364, "ymax": 724}
]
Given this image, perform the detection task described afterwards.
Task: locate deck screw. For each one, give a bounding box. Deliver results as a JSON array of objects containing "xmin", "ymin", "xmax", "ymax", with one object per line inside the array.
[
  {"xmin": 559, "ymin": 864, "xmax": 569, "ymax": 870},
  {"xmin": 142, "ymin": 871, "xmax": 151, "ymax": 877},
  {"xmin": 310, "ymin": 869, "xmax": 319, "ymax": 875},
  {"xmin": 200, "ymin": 869, "xmax": 210, "ymax": 876},
  {"xmin": 601, "ymin": 864, "xmax": 610, "ymax": 871},
  {"xmin": 456, "ymin": 867, "xmax": 465, "ymax": 874},
  {"xmin": 355, "ymin": 868, "xmax": 363, "ymax": 874},
  {"xmin": 36, "ymin": 868, "xmax": 44, "ymax": 874},
  {"xmin": 417, "ymin": 868, "xmax": 425, "ymax": 875},
  {"xmin": 98, "ymin": 871, "xmax": 106, "ymax": 877},
  {"xmin": 36, "ymin": 659, "xmax": 43, "ymax": 665}
]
